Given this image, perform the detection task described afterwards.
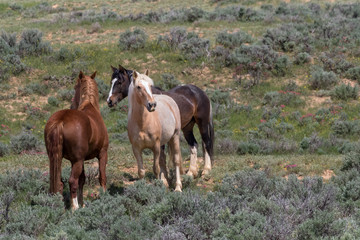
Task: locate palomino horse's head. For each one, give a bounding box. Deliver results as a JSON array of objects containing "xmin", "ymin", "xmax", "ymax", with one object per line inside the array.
[
  {"xmin": 70, "ymin": 71, "xmax": 97, "ymax": 110},
  {"xmin": 107, "ymin": 65, "xmax": 132, "ymax": 107},
  {"xmin": 132, "ymin": 70, "xmax": 157, "ymax": 112}
]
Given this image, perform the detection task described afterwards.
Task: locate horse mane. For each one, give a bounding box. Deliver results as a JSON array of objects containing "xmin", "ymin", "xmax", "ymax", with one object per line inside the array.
[{"xmin": 78, "ymin": 76, "xmax": 100, "ymax": 111}]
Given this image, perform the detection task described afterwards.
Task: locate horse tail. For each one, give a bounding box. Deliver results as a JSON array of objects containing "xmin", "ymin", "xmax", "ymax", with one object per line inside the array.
[
  {"xmin": 208, "ymin": 103, "xmax": 215, "ymax": 163},
  {"xmin": 45, "ymin": 121, "xmax": 64, "ymax": 194}
]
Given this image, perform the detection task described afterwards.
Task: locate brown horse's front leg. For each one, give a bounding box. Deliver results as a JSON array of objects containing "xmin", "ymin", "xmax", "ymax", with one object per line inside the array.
[
  {"xmin": 98, "ymin": 149, "xmax": 108, "ymax": 191},
  {"xmin": 132, "ymin": 146, "xmax": 145, "ymax": 179},
  {"xmin": 69, "ymin": 161, "xmax": 84, "ymax": 211}
]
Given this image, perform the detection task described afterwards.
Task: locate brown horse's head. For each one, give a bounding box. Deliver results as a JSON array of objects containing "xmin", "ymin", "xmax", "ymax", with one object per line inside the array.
[
  {"xmin": 70, "ymin": 71, "xmax": 98, "ymax": 110},
  {"xmin": 132, "ymin": 70, "xmax": 157, "ymax": 112},
  {"xmin": 107, "ymin": 65, "xmax": 132, "ymax": 107}
]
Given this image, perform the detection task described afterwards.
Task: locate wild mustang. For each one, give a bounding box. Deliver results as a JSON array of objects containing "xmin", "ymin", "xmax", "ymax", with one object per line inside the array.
[
  {"xmin": 127, "ymin": 70, "xmax": 182, "ymax": 191},
  {"xmin": 44, "ymin": 71, "xmax": 109, "ymax": 210},
  {"xmin": 107, "ymin": 65, "xmax": 214, "ymax": 178}
]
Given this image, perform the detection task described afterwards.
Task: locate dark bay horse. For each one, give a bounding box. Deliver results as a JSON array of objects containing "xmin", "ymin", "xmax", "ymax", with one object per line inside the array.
[
  {"xmin": 128, "ymin": 70, "xmax": 183, "ymax": 191},
  {"xmin": 107, "ymin": 65, "xmax": 214, "ymax": 177},
  {"xmin": 44, "ymin": 71, "xmax": 109, "ymax": 210}
]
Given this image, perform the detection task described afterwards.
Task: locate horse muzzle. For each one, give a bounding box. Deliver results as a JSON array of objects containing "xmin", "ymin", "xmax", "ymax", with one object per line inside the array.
[
  {"xmin": 146, "ymin": 102, "xmax": 157, "ymax": 112},
  {"xmin": 107, "ymin": 99, "xmax": 114, "ymax": 107}
]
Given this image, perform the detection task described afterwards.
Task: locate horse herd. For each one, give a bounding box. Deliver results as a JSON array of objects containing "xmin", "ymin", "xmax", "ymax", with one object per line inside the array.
[{"xmin": 44, "ymin": 65, "xmax": 214, "ymax": 210}]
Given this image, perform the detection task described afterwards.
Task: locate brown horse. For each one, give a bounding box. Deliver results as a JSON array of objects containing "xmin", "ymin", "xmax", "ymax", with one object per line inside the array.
[
  {"xmin": 44, "ymin": 71, "xmax": 109, "ymax": 210},
  {"xmin": 107, "ymin": 65, "xmax": 214, "ymax": 177},
  {"xmin": 128, "ymin": 70, "xmax": 182, "ymax": 191}
]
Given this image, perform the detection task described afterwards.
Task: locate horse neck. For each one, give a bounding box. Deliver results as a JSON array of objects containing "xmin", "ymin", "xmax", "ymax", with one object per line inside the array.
[
  {"xmin": 78, "ymin": 80, "xmax": 100, "ymax": 112},
  {"xmin": 128, "ymin": 83, "xmax": 153, "ymax": 127}
]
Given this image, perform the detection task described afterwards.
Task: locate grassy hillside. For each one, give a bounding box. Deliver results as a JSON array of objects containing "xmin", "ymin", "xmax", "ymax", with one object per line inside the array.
[{"xmin": 1, "ymin": 0, "xmax": 360, "ymax": 238}]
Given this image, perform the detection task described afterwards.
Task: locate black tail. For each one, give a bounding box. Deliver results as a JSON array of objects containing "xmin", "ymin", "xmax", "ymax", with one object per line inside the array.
[{"xmin": 208, "ymin": 104, "xmax": 215, "ymax": 162}]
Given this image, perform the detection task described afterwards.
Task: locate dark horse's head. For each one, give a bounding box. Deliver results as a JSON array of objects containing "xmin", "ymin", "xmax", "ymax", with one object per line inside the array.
[{"xmin": 107, "ymin": 65, "xmax": 133, "ymax": 107}]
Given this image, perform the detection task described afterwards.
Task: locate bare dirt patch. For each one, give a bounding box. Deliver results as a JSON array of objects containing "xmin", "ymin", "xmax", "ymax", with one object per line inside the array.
[{"xmin": 304, "ymin": 95, "xmax": 332, "ymax": 110}]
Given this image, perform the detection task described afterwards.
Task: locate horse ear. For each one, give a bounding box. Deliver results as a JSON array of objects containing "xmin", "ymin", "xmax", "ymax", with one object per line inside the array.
[
  {"xmin": 79, "ymin": 71, "xmax": 84, "ymax": 79},
  {"xmin": 119, "ymin": 65, "xmax": 126, "ymax": 73},
  {"xmin": 144, "ymin": 69, "xmax": 149, "ymax": 76},
  {"xmin": 133, "ymin": 71, "xmax": 138, "ymax": 84},
  {"xmin": 111, "ymin": 65, "xmax": 117, "ymax": 72},
  {"xmin": 133, "ymin": 71, "xmax": 138, "ymax": 79},
  {"xmin": 90, "ymin": 71, "xmax": 97, "ymax": 79}
]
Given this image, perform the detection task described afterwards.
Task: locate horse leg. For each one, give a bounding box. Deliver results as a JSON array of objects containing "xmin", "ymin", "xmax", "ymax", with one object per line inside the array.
[
  {"xmin": 197, "ymin": 120, "xmax": 213, "ymax": 176},
  {"xmin": 159, "ymin": 145, "xmax": 169, "ymax": 187},
  {"xmin": 182, "ymin": 121, "xmax": 198, "ymax": 178},
  {"xmin": 132, "ymin": 146, "xmax": 145, "ymax": 179},
  {"xmin": 69, "ymin": 160, "xmax": 84, "ymax": 211},
  {"xmin": 169, "ymin": 134, "xmax": 182, "ymax": 192},
  {"xmin": 98, "ymin": 149, "xmax": 108, "ymax": 191},
  {"xmin": 78, "ymin": 164, "xmax": 85, "ymax": 208}
]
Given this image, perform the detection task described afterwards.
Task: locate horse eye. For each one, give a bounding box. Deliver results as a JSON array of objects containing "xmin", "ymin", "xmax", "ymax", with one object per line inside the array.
[{"xmin": 137, "ymin": 86, "xmax": 141, "ymax": 90}]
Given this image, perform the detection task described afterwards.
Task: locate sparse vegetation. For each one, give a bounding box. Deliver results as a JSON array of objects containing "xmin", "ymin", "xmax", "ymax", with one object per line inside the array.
[{"xmin": 1, "ymin": 1, "xmax": 360, "ymax": 238}]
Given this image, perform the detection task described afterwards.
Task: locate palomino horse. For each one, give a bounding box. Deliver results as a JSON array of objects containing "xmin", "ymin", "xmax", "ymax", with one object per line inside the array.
[
  {"xmin": 107, "ymin": 65, "xmax": 214, "ymax": 177},
  {"xmin": 128, "ymin": 70, "xmax": 182, "ymax": 191},
  {"xmin": 44, "ymin": 71, "xmax": 109, "ymax": 210}
]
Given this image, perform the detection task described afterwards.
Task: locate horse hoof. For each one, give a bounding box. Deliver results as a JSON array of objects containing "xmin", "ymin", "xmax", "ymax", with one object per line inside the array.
[
  {"xmin": 186, "ymin": 171, "xmax": 194, "ymax": 178},
  {"xmin": 202, "ymin": 169, "xmax": 210, "ymax": 176},
  {"xmin": 138, "ymin": 169, "xmax": 145, "ymax": 179},
  {"xmin": 175, "ymin": 186, "xmax": 182, "ymax": 192}
]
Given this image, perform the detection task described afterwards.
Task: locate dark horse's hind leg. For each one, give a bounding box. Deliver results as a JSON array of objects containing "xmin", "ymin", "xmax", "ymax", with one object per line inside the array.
[
  {"xmin": 69, "ymin": 160, "xmax": 84, "ymax": 211},
  {"xmin": 182, "ymin": 120, "xmax": 199, "ymax": 178},
  {"xmin": 197, "ymin": 118, "xmax": 213, "ymax": 176}
]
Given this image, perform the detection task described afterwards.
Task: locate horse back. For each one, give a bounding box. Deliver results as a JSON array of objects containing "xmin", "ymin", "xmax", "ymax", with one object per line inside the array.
[
  {"xmin": 154, "ymin": 95, "xmax": 181, "ymax": 144},
  {"xmin": 156, "ymin": 84, "xmax": 211, "ymax": 128}
]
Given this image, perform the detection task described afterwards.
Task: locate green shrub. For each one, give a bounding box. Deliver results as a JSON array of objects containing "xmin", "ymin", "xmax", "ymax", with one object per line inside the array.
[
  {"xmin": 237, "ymin": 141, "xmax": 260, "ymax": 155},
  {"xmin": 157, "ymin": 26, "xmax": 188, "ymax": 49},
  {"xmin": 19, "ymin": 82, "xmax": 49, "ymax": 96},
  {"xmin": 295, "ymin": 52, "xmax": 311, "ymax": 65},
  {"xmin": 157, "ymin": 73, "xmax": 181, "ymax": 91},
  {"xmin": 207, "ymin": 89, "xmax": 231, "ymax": 106},
  {"xmin": 118, "ymin": 28, "xmax": 148, "ymax": 51},
  {"xmin": 10, "ymin": 131, "xmax": 41, "ymax": 154},
  {"xmin": 262, "ymin": 23, "xmax": 313, "ymax": 52},
  {"xmin": 47, "ymin": 96, "xmax": 59, "ymax": 107},
  {"xmin": 18, "ymin": 29, "xmax": 52, "ymax": 56},
  {"xmin": 320, "ymin": 51, "xmax": 354, "ymax": 74},
  {"xmin": 55, "ymin": 46, "xmax": 82, "ymax": 62},
  {"xmin": 346, "ymin": 67, "xmax": 360, "ymax": 81},
  {"xmin": 94, "ymin": 77, "xmax": 110, "ymax": 100},
  {"xmin": 215, "ymin": 30, "xmax": 253, "ymax": 49},
  {"xmin": 0, "ymin": 141, "xmax": 10, "ymax": 157},
  {"xmin": 179, "ymin": 34, "xmax": 210, "ymax": 61},
  {"xmin": 331, "ymin": 84, "xmax": 359, "ymax": 101},
  {"xmin": 300, "ymin": 133, "xmax": 324, "ymax": 153},
  {"xmin": 57, "ymin": 88, "xmax": 75, "ymax": 101},
  {"xmin": 5, "ymin": 193, "xmax": 64, "ymax": 238},
  {"xmin": 341, "ymin": 151, "xmax": 360, "ymax": 173},
  {"xmin": 332, "ymin": 120, "xmax": 360, "ymax": 136},
  {"xmin": 210, "ymin": 46, "xmax": 231, "ymax": 68},
  {"xmin": 216, "ymin": 138, "xmax": 239, "ymax": 154},
  {"xmin": 296, "ymin": 210, "xmax": 344, "ymax": 240},
  {"xmin": 309, "ymin": 68, "xmax": 338, "ymax": 90}
]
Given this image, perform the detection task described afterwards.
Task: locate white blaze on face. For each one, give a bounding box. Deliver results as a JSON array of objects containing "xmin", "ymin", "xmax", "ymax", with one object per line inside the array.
[
  {"xmin": 141, "ymin": 79, "xmax": 153, "ymax": 98},
  {"xmin": 107, "ymin": 78, "xmax": 118, "ymax": 102}
]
